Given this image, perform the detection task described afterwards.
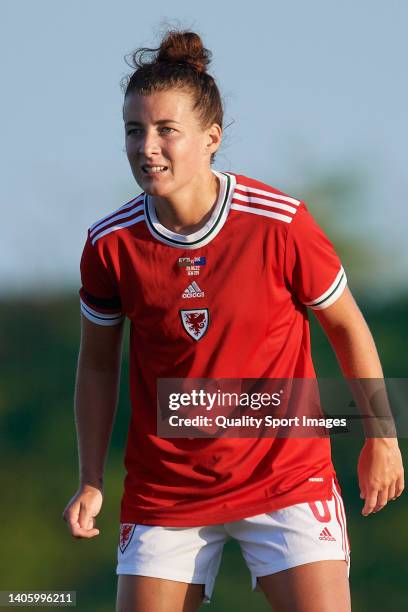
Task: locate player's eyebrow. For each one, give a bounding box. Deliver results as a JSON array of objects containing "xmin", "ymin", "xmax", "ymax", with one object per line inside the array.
[{"xmin": 125, "ymin": 119, "xmax": 181, "ymax": 126}]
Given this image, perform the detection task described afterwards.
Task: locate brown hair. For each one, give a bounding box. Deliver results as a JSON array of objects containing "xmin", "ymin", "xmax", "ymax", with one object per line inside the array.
[{"xmin": 122, "ymin": 30, "xmax": 224, "ymax": 161}]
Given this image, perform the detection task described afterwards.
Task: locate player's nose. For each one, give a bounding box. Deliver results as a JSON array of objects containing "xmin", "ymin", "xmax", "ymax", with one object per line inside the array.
[{"xmin": 138, "ymin": 129, "xmax": 160, "ymax": 157}]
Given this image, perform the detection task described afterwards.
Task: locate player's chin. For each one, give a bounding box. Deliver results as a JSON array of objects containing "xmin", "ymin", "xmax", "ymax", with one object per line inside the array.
[
  {"xmin": 142, "ymin": 180, "xmax": 175, "ymax": 198},
  {"xmin": 136, "ymin": 172, "xmax": 173, "ymax": 196}
]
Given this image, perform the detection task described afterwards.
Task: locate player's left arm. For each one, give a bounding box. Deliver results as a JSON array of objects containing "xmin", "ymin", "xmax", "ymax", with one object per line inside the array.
[{"xmin": 313, "ymin": 286, "xmax": 405, "ymax": 516}]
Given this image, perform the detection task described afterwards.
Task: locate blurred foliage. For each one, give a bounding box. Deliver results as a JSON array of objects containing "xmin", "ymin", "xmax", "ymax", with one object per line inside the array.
[
  {"xmin": 0, "ymin": 293, "xmax": 407, "ymax": 611},
  {"xmin": 303, "ymin": 169, "xmax": 372, "ymax": 281},
  {"xmin": 295, "ymin": 165, "xmax": 393, "ymax": 298}
]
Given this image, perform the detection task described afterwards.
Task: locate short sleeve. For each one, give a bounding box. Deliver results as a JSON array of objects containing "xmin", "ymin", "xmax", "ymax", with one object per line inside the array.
[
  {"xmin": 284, "ymin": 203, "xmax": 347, "ymax": 310},
  {"xmin": 79, "ymin": 232, "xmax": 125, "ymax": 326}
]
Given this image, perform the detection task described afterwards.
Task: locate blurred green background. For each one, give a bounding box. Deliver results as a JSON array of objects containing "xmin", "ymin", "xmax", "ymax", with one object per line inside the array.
[{"xmin": 0, "ymin": 194, "xmax": 407, "ymax": 611}]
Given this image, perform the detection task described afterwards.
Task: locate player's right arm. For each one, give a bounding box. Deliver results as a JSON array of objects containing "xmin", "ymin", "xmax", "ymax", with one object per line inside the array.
[{"xmin": 62, "ymin": 314, "xmax": 124, "ymax": 538}]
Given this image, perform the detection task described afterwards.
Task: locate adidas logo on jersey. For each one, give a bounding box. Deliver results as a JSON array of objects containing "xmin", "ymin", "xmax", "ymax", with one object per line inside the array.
[
  {"xmin": 182, "ymin": 282, "xmax": 205, "ymax": 299},
  {"xmin": 319, "ymin": 528, "xmax": 336, "ymax": 541}
]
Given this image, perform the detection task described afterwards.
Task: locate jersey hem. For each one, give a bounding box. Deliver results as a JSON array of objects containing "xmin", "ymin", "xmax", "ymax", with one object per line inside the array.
[
  {"xmin": 306, "ymin": 267, "xmax": 347, "ymax": 310},
  {"xmin": 120, "ymin": 479, "xmax": 334, "ymax": 527},
  {"xmin": 80, "ymin": 298, "xmax": 125, "ymax": 326}
]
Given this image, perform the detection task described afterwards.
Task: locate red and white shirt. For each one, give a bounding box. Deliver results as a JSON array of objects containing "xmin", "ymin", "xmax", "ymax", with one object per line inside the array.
[{"xmin": 79, "ymin": 170, "xmax": 347, "ymax": 526}]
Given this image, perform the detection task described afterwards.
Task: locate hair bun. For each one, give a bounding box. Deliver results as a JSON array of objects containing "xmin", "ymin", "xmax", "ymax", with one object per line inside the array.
[{"xmin": 157, "ymin": 31, "xmax": 211, "ymax": 73}]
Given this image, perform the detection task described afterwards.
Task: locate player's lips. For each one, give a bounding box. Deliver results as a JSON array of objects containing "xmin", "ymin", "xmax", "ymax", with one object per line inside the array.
[{"xmin": 141, "ymin": 164, "xmax": 169, "ymax": 175}]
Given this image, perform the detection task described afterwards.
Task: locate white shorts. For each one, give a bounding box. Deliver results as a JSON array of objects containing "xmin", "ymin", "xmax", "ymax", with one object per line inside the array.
[{"xmin": 116, "ymin": 478, "xmax": 350, "ymax": 604}]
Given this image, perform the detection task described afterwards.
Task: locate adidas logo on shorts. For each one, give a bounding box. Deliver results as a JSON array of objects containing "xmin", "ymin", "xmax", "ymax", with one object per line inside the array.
[{"xmin": 319, "ymin": 528, "xmax": 336, "ymax": 541}]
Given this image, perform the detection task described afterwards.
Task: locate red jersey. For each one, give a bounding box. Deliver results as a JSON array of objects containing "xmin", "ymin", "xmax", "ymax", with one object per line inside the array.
[{"xmin": 79, "ymin": 170, "xmax": 347, "ymax": 526}]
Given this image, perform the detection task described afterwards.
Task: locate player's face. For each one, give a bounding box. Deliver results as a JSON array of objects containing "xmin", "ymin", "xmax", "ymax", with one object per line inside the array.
[{"xmin": 123, "ymin": 89, "xmax": 221, "ymax": 198}]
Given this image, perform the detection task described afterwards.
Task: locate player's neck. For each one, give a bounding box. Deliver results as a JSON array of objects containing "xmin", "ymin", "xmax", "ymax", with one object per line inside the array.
[{"xmin": 151, "ymin": 171, "xmax": 220, "ymax": 235}]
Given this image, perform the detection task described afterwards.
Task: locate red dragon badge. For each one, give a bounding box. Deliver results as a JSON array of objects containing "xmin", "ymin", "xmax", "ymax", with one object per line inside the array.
[
  {"xmin": 119, "ymin": 523, "xmax": 136, "ymax": 553},
  {"xmin": 180, "ymin": 309, "xmax": 209, "ymax": 340}
]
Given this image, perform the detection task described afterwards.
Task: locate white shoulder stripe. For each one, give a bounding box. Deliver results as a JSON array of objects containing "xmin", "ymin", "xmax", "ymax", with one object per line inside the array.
[
  {"xmin": 89, "ymin": 194, "xmax": 144, "ymax": 233},
  {"xmin": 91, "ymin": 214, "xmax": 145, "ymax": 245},
  {"xmin": 233, "ymin": 192, "xmax": 297, "ymax": 214},
  {"xmin": 90, "ymin": 204, "xmax": 144, "ymax": 238},
  {"xmin": 231, "ymin": 203, "xmax": 293, "ymax": 224},
  {"xmin": 235, "ymin": 183, "xmax": 300, "ymax": 206}
]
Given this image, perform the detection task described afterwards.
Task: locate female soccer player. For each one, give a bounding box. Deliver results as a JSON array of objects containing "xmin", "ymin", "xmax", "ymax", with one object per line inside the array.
[{"xmin": 63, "ymin": 30, "xmax": 404, "ymax": 612}]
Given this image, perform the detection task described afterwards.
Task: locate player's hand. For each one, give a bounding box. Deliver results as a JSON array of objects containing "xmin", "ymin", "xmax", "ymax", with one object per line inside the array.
[
  {"xmin": 62, "ymin": 483, "xmax": 103, "ymax": 538},
  {"xmin": 357, "ymin": 438, "xmax": 404, "ymax": 516}
]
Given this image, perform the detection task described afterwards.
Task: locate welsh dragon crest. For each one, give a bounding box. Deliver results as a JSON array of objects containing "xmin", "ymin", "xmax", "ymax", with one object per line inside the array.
[{"xmin": 180, "ymin": 309, "xmax": 209, "ymax": 340}]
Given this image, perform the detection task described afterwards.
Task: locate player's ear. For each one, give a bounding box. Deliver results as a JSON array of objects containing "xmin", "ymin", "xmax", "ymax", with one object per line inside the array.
[{"xmin": 205, "ymin": 124, "xmax": 222, "ymax": 156}]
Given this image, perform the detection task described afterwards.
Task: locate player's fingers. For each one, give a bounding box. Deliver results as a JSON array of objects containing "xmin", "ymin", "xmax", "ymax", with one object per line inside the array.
[
  {"xmin": 395, "ymin": 475, "xmax": 405, "ymax": 498},
  {"xmin": 62, "ymin": 501, "xmax": 78, "ymax": 522},
  {"xmin": 373, "ymin": 488, "xmax": 388, "ymax": 512},
  {"xmin": 78, "ymin": 502, "xmax": 96, "ymax": 530},
  {"xmin": 362, "ymin": 489, "xmax": 378, "ymax": 516},
  {"xmin": 69, "ymin": 519, "xmax": 100, "ymax": 539},
  {"xmin": 388, "ymin": 482, "xmax": 396, "ymax": 501},
  {"xmin": 62, "ymin": 502, "xmax": 80, "ymax": 529}
]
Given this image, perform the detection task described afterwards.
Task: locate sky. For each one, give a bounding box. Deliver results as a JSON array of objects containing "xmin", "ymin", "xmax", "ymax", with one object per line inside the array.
[{"xmin": 1, "ymin": 0, "xmax": 407, "ymax": 298}]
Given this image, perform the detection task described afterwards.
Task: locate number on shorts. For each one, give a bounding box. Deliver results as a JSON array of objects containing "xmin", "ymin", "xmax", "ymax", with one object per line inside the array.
[{"xmin": 308, "ymin": 500, "xmax": 331, "ymax": 522}]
